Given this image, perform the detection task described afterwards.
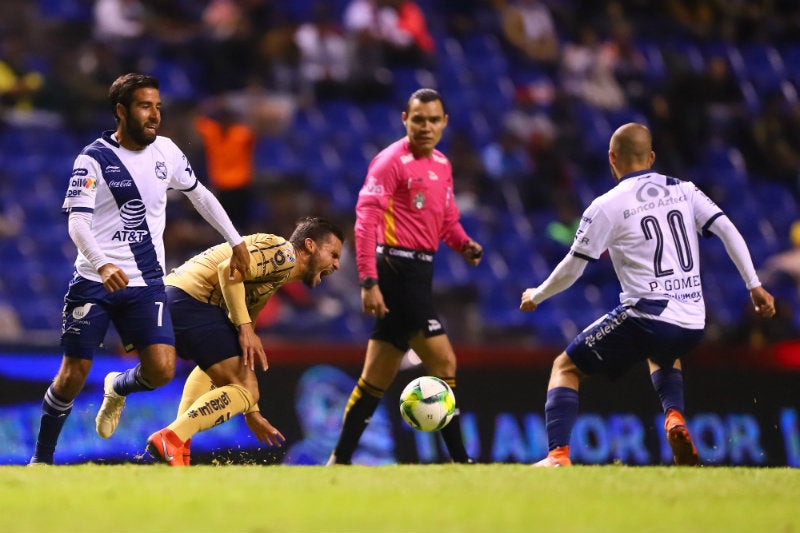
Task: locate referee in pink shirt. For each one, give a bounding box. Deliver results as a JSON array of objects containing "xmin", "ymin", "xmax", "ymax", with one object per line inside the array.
[{"xmin": 327, "ymin": 88, "xmax": 483, "ymax": 465}]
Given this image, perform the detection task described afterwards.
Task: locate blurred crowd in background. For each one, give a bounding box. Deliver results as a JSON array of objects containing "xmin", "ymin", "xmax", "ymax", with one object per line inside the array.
[{"xmin": 1, "ymin": 0, "xmax": 800, "ymax": 350}]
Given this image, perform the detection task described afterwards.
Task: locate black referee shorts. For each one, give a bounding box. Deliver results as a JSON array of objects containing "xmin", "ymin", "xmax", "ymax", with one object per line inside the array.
[{"xmin": 371, "ymin": 246, "xmax": 445, "ymax": 351}]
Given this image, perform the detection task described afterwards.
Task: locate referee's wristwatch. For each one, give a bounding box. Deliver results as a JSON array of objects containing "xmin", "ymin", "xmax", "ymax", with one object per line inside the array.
[{"xmin": 360, "ymin": 276, "xmax": 378, "ymax": 289}]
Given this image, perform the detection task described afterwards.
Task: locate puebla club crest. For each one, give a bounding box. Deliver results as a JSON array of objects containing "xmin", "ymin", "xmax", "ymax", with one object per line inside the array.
[{"xmin": 155, "ymin": 161, "xmax": 167, "ymax": 180}]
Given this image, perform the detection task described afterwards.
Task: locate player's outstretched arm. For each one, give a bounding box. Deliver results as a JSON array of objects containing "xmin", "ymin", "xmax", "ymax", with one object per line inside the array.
[
  {"xmin": 238, "ymin": 322, "xmax": 268, "ymax": 372},
  {"xmin": 750, "ymin": 286, "xmax": 776, "ymax": 318},
  {"xmin": 244, "ymin": 411, "xmax": 286, "ymax": 447},
  {"xmin": 228, "ymin": 241, "xmax": 250, "ymax": 281},
  {"xmin": 519, "ymin": 253, "xmax": 588, "ymax": 312},
  {"xmin": 520, "ymin": 289, "xmax": 539, "ymax": 312}
]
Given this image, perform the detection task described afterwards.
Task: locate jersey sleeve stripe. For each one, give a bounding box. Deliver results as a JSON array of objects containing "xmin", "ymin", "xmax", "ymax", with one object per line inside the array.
[
  {"xmin": 63, "ymin": 206, "xmax": 94, "ymax": 214},
  {"xmin": 570, "ymin": 250, "xmax": 597, "ymax": 262},
  {"xmin": 701, "ymin": 212, "xmax": 725, "ymax": 237},
  {"xmin": 177, "ymin": 178, "xmax": 199, "ymax": 192}
]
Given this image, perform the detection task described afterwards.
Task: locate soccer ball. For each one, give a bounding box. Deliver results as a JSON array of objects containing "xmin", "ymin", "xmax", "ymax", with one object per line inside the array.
[{"xmin": 399, "ymin": 376, "xmax": 456, "ymax": 432}]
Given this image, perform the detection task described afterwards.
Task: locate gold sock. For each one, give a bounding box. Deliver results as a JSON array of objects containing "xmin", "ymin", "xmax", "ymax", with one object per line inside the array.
[
  {"xmin": 168, "ymin": 384, "xmax": 254, "ymax": 443},
  {"xmin": 177, "ymin": 367, "xmax": 215, "ymax": 417}
]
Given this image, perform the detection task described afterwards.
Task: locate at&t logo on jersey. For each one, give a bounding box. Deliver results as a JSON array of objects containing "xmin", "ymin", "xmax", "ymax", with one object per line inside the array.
[{"xmin": 112, "ymin": 199, "xmax": 149, "ymax": 242}]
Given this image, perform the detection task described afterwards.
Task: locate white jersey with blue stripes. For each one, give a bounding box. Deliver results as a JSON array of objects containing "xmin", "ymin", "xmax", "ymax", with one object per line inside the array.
[
  {"xmin": 62, "ymin": 131, "xmax": 199, "ymax": 286},
  {"xmin": 570, "ymin": 170, "xmax": 724, "ymax": 328}
]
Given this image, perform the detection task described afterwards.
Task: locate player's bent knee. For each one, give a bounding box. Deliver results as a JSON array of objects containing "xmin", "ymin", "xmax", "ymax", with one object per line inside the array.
[
  {"xmin": 227, "ymin": 383, "xmax": 256, "ymax": 412},
  {"xmin": 140, "ymin": 363, "xmax": 175, "ymax": 388},
  {"xmin": 551, "ymin": 353, "xmax": 583, "ymax": 379}
]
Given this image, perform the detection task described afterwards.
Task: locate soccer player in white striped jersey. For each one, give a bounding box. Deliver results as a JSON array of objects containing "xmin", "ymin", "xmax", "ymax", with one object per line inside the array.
[
  {"xmin": 30, "ymin": 73, "xmax": 251, "ymax": 464},
  {"xmin": 520, "ymin": 123, "xmax": 776, "ymax": 467}
]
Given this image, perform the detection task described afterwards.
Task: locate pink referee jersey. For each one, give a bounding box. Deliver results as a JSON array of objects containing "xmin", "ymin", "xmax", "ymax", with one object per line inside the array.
[{"xmin": 354, "ymin": 138, "xmax": 471, "ymax": 279}]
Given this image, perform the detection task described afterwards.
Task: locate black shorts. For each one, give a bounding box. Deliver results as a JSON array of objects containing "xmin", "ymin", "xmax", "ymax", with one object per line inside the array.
[
  {"xmin": 166, "ymin": 286, "xmax": 241, "ymax": 371},
  {"xmin": 371, "ymin": 246, "xmax": 445, "ymax": 351}
]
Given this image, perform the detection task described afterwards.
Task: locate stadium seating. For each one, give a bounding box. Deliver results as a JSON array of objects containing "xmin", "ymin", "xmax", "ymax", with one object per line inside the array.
[{"xmin": 2, "ymin": 12, "xmax": 798, "ymax": 345}]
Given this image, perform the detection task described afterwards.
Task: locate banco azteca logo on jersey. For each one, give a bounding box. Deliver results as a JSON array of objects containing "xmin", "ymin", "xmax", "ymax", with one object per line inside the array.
[
  {"xmin": 113, "ymin": 199, "xmax": 149, "ymax": 242},
  {"xmin": 635, "ymin": 181, "xmax": 670, "ymax": 203}
]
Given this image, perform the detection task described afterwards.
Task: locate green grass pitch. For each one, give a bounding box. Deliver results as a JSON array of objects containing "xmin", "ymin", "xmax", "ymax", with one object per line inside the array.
[{"xmin": 3, "ymin": 464, "xmax": 798, "ymax": 533}]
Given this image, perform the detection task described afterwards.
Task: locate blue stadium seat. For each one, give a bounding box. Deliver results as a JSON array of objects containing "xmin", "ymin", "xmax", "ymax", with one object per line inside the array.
[
  {"xmin": 15, "ymin": 294, "xmax": 64, "ymax": 332},
  {"xmin": 433, "ymin": 248, "xmax": 472, "ymax": 288},
  {"xmin": 572, "ymin": 102, "xmax": 613, "ymax": 158},
  {"xmin": 361, "ymin": 102, "xmax": 401, "ymax": 146},
  {"xmin": 317, "ymin": 100, "xmax": 369, "ymax": 139},
  {"xmin": 700, "ymin": 144, "xmax": 749, "ymax": 191},
  {"xmin": 661, "ymin": 39, "xmax": 705, "ymax": 73},
  {"xmin": 752, "ymin": 182, "xmax": 798, "ymax": 239},
  {"xmin": 254, "ymin": 136, "xmax": 303, "ymax": 176},
  {"xmin": 148, "ymin": 59, "xmax": 200, "ymax": 102},
  {"xmin": 736, "ymin": 43, "xmax": 786, "ymax": 94},
  {"xmin": 780, "ymin": 43, "xmax": 800, "ymax": 85},
  {"xmin": 638, "ymin": 40, "xmax": 668, "ymax": 85},
  {"xmin": 461, "ymin": 33, "xmax": 511, "ymax": 88},
  {"xmin": 37, "ymin": 0, "xmax": 92, "ymax": 21}
]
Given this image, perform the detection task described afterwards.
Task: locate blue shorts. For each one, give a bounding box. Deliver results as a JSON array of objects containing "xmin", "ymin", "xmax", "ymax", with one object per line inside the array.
[
  {"xmin": 61, "ymin": 276, "xmax": 174, "ymax": 359},
  {"xmin": 166, "ymin": 286, "xmax": 241, "ymax": 371},
  {"xmin": 565, "ymin": 305, "xmax": 705, "ymax": 379}
]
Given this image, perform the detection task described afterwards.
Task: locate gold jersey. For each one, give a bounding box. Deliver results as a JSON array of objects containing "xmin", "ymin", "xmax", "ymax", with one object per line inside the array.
[{"xmin": 166, "ymin": 233, "xmax": 296, "ymax": 326}]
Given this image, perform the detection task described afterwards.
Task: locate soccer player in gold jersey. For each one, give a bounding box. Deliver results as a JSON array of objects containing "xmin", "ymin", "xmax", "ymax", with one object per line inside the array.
[{"xmin": 146, "ymin": 216, "xmax": 344, "ymax": 465}]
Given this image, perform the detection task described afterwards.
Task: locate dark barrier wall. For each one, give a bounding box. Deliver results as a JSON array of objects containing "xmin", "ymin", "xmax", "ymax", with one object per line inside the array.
[{"xmin": 1, "ymin": 346, "xmax": 798, "ymax": 466}]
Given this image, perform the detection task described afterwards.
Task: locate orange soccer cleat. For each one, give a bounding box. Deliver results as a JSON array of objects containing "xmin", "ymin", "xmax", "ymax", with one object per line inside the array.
[
  {"xmin": 146, "ymin": 428, "xmax": 186, "ymax": 467},
  {"xmin": 532, "ymin": 446, "xmax": 572, "ymax": 467},
  {"xmin": 665, "ymin": 410, "xmax": 699, "ymax": 466}
]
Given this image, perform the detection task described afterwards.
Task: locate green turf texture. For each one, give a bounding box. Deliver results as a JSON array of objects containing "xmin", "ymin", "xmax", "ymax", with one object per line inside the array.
[{"xmin": 3, "ymin": 464, "xmax": 798, "ymax": 533}]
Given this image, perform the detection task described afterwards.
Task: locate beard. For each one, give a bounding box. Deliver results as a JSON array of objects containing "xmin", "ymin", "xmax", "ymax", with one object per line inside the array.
[{"xmin": 125, "ymin": 116, "xmax": 157, "ymax": 147}]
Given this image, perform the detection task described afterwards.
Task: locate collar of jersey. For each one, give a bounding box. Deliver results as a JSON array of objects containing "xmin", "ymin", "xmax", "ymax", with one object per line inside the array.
[
  {"xmin": 102, "ymin": 130, "xmax": 120, "ymax": 148},
  {"xmin": 619, "ymin": 169, "xmax": 652, "ymax": 182}
]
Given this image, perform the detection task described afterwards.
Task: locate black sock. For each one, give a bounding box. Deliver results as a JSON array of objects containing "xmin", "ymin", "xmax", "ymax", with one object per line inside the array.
[
  {"xmin": 32, "ymin": 384, "xmax": 74, "ymax": 464},
  {"xmin": 438, "ymin": 378, "xmax": 470, "ymax": 463},
  {"xmin": 332, "ymin": 378, "xmax": 382, "ymax": 464},
  {"xmin": 440, "ymin": 412, "xmax": 471, "ymax": 462}
]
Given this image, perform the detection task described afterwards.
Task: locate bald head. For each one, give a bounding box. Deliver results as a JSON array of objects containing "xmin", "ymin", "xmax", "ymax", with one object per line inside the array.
[{"xmin": 608, "ymin": 122, "xmax": 655, "ymax": 179}]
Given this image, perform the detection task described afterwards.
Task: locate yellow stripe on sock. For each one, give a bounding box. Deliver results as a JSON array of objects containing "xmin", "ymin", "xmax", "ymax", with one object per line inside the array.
[{"xmin": 343, "ymin": 378, "xmax": 384, "ymax": 415}]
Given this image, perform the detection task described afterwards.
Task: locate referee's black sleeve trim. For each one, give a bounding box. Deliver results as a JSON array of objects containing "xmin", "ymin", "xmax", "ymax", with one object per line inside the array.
[{"xmin": 701, "ymin": 212, "xmax": 724, "ymax": 238}]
